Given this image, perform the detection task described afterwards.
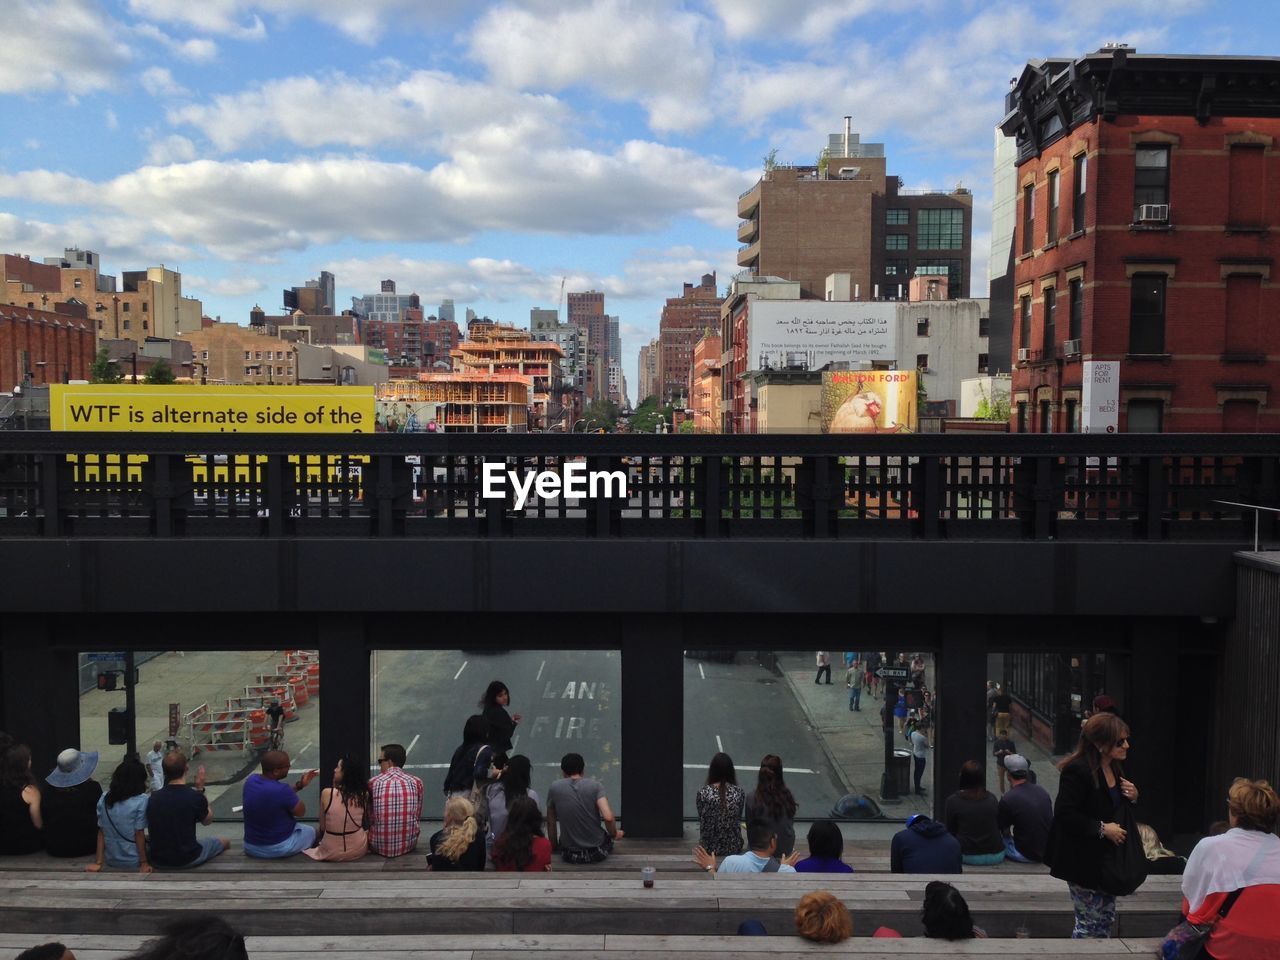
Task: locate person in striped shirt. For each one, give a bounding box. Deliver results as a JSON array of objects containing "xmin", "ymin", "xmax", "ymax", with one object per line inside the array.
[{"xmin": 368, "ymin": 743, "xmax": 423, "ymax": 857}]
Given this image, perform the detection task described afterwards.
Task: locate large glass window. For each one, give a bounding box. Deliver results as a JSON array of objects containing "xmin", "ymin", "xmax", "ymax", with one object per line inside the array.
[
  {"xmin": 1134, "ymin": 146, "xmax": 1170, "ymax": 216},
  {"xmin": 1129, "ymin": 274, "xmax": 1167, "ymax": 354},
  {"xmin": 886, "ymin": 209, "xmax": 909, "ymax": 225},
  {"xmin": 78, "ymin": 650, "xmax": 321, "ymax": 821},
  {"xmin": 917, "ymin": 208, "xmax": 964, "ymax": 250},
  {"xmin": 683, "ymin": 651, "xmax": 938, "ymax": 821},
  {"xmin": 885, "ymin": 234, "xmax": 908, "ymax": 251},
  {"xmin": 372, "ymin": 649, "xmax": 621, "ymax": 818},
  {"xmin": 916, "ymin": 259, "xmax": 963, "ymax": 294}
]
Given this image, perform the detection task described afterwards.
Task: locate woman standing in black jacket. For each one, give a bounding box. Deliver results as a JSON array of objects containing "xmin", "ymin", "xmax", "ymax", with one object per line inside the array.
[
  {"xmin": 481, "ymin": 681, "xmax": 521, "ymax": 753},
  {"xmin": 1043, "ymin": 713, "xmax": 1141, "ymax": 938}
]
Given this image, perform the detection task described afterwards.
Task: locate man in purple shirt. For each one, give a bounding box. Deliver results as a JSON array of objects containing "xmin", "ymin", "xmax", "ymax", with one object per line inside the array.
[{"xmin": 243, "ymin": 751, "xmax": 318, "ymax": 859}]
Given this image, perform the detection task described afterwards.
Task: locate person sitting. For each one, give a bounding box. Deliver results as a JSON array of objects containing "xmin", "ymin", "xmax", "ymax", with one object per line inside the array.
[
  {"xmin": 442, "ymin": 714, "xmax": 492, "ymax": 802},
  {"xmin": 486, "ymin": 754, "xmax": 540, "ymax": 860},
  {"xmin": 491, "ymin": 795, "xmax": 552, "ymax": 872},
  {"xmin": 0, "ymin": 743, "xmax": 44, "ymax": 855},
  {"xmin": 242, "ymin": 750, "xmax": 318, "ymax": 859},
  {"xmin": 795, "ymin": 820, "xmax": 854, "ymax": 873},
  {"xmin": 922, "ymin": 880, "xmax": 987, "ymax": 939},
  {"xmin": 120, "ymin": 916, "xmax": 248, "ymax": 960},
  {"xmin": 15, "ymin": 944, "xmax": 75, "ymax": 960},
  {"xmin": 147, "ymin": 751, "xmax": 229, "ymax": 869},
  {"xmin": 744, "ymin": 755, "xmax": 797, "ymax": 857},
  {"xmin": 304, "ymin": 754, "xmax": 369, "ymax": 862},
  {"xmin": 890, "ymin": 814, "xmax": 962, "ymax": 874},
  {"xmin": 546, "ymin": 752, "xmax": 622, "ymax": 864},
  {"xmin": 428, "ymin": 796, "xmax": 486, "ymax": 871},
  {"xmin": 369, "ymin": 742, "xmax": 424, "ymax": 857},
  {"xmin": 86, "ymin": 756, "xmax": 151, "ymax": 873},
  {"xmin": 693, "ymin": 817, "xmax": 800, "ymax": 874},
  {"xmin": 42, "ymin": 748, "xmax": 102, "ymax": 858},
  {"xmin": 997, "ymin": 754, "xmax": 1053, "ymax": 863},
  {"xmin": 944, "ymin": 760, "xmax": 1005, "ymax": 865},
  {"xmin": 794, "ymin": 890, "xmax": 853, "ymax": 944},
  {"xmin": 1175, "ymin": 777, "xmax": 1280, "ymax": 960},
  {"xmin": 695, "ymin": 752, "xmax": 745, "ymax": 858},
  {"xmin": 1136, "ymin": 823, "xmax": 1185, "ymax": 875}
]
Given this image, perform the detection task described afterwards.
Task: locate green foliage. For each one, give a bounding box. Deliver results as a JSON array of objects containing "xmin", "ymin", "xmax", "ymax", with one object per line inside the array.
[
  {"xmin": 629, "ymin": 395, "xmax": 664, "ymax": 434},
  {"xmin": 89, "ymin": 348, "xmax": 122, "ymax": 384},
  {"xmin": 583, "ymin": 399, "xmax": 620, "ymax": 432},
  {"xmin": 974, "ymin": 383, "xmax": 1011, "ymax": 422},
  {"xmin": 762, "ymin": 147, "xmax": 779, "ymax": 172},
  {"xmin": 817, "ymin": 147, "xmax": 829, "ymax": 175},
  {"xmin": 143, "ymin": 359, "xmax": 176, "ymax": 384},
  {"xmin": 678, "ymin": 418, "xmax": 694, "ymax": 434}
]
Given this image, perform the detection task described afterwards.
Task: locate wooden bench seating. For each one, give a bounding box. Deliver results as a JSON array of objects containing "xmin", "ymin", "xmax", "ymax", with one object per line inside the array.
[{"xmin": 0, "ymin": 933, "xmax": 1171, "ymax": 960}]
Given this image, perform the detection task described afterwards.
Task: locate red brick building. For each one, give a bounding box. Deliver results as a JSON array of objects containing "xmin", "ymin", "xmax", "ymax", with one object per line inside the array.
[
  {"xmin": 0, "ymin": 302, "xmax": 95, "ymax": 388},
  {"xmin": 1001, "ymin": 48, "xmax": 1280, "ymax": 432},
  {"xmin": 659, "ymin": 273, "xmax": 722, "ymax": 405}
]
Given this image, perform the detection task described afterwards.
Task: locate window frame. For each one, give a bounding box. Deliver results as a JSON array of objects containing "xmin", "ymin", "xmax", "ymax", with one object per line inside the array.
[
  {"xmin": 1043, "ymin": 287, "xmax": 1057, "ymax": 357},
  {"xmin": 1133, "ymin": 144, "xmax": 1171, "ymax": 216},
  {"xmin": 1046, "ymin": 170, "xmax": 1059, "ymax": 243},
  {"xmin": 1021, "ymin": 184, "xmax": 1035, "ymax": 255},
  {"xmin": 1068, "ymin": 278, "xmax": 1083, "ymax": 342},
  {"xmin": 916, "ymin": 208, "xmax": 964, "ymax": 250},
  {"xmin": 1072, "ymin": 154, "xmax": 1087, "ymax": 232},
  {"xmin": 1019, "ymin": 295, "xmax": 1032, "ymax": 351},
  {"xmin": 885, "ymin": 234, "xmax": 909, "ymax": 251},
  {"xmin": 886, "ymin": 208, "xmax": 909, "ymax": 226},
  {"xmin": 1128, "ymin": 274, "xmax": 1167, "ymax": 355},
  {"xmin": 1127, "ymin": 398, "xmax": 1164, "ymax": 433}
]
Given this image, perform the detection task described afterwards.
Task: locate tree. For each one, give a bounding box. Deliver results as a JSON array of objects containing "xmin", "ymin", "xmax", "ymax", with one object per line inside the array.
[
  {"xmin": 582, "ymin": 399, "xmax": 620, "ymax": 432},
  {"xmin": 762, "ymin": 147, "xmax": 779, "ymax": 173},
  {"xmin": 90, "ymin": 347, "xmax": 122, "ymax": 384},
  {"xmin": 974, "ymin": 383, "xmax": 1011, "ymax": 422},
  {"xmin": 143, "ymin": 359, "xmax": 176, "ymax": 384},
  {"xmin": 678, "ymin": 418, "xmax": 694, "ymax": 434},
  {"xmin": 817, "ymin": 146, "xmax": 830, "ymax": 177}
]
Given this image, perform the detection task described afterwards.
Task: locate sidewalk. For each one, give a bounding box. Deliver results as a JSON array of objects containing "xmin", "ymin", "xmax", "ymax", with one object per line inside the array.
[
  {"xmin": 78, "ymin": 649, "xmax": 322, "ymax": 809},
  {"xmin": 779, "ymin": 652, "xmax": 1062, "ymax": 819}
]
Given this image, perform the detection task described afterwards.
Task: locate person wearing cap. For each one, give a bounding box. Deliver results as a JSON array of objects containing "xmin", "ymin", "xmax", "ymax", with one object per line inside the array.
[
  {"xmin": 890, "ymin": 813, "xmax": 962, "ymax": 874},
  {"xmin": 42, "ymin": 748, "xmax": 102, "ymax": 858},
  {"xmin": 998, "ymin": 754, "xmax": 1053, "ymax": 863}
]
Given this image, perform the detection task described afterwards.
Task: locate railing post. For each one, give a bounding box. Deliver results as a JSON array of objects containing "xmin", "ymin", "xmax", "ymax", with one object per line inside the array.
[
  {"xmin": 586, "ymin": 454, "xmax": 614, "ymax": 537},
  {"xmin": 697, "ymin": 454, "xmax": 723, "ymax": 538},
  {"xmin": 918, "ymin": 454, "xmax": 942, "ymax": 540},
  {"xmin": 369, "ymin": 454, "xmax": 410, "ymax": 537},
  {"xmin": 41, "ymin": 453, "xmax": 61, "ymax": 537},
  {"xmin": 801, "ymin": 455, "xmax": 839, "ymax": 539},
  {"xmin": 1142, "ymin": 454, "xmax": 1165, "ymax": 540},
  {"xmin": 150, "ymin": 452, "xmax": 172, "ymax": 537},
  {"xmin": 1033, "ymin": 455, "xmax": 1055, "ymax": 540},
  {"xmin": 264, "ymin": 453, "xmax": 284, "ymax": 538}
]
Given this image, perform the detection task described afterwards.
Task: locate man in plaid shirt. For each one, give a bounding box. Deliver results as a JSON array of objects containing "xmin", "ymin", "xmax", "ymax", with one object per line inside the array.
[{"xmin": 369, "ymin": 743, "xmax": 423, "ymax": 857}]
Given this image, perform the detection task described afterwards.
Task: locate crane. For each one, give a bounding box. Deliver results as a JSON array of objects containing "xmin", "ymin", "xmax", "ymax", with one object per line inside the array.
[{"xmin": 558, "ymin": 276, "xmax": 566, "ymax": 321}]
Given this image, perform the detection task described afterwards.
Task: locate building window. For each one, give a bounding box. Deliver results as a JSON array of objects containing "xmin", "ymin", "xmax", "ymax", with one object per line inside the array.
[
  {"xmin": 122, "ymin": 302, "xmax": 130, "ymax": 312},
  {"xmin": 1039, "ymin": 399, "xmax": 1052, "ymax": 433},
  {"xmin": 1021, "ymin": 184, "xmax": 1035, "ymax": 255},
  {"xmin": 886, "ymin": 209, "xmax": 909, "ymax": 225},
  {"xmin": 977, "ymin": 353, "xmax": 989, "ymax": 373},
  {"xmin": 97, "ymin": 319, "xmax": 103, "ymax": 331},
  {"xmin": 1065, "ymin": 398, "xmax": 1079, "ymax": 433},
  {"xmin": 1068, "ymin": 278, "xmax": 1083, "ymax": 341},
  {"xmin": 884, "ymin": 260, "xmax": 908, "ymax": 276},
  {"xmin": 916, "ymin": 354, "xmax": 929, "ymax": 370},
  {"xmin": 245, "ymin": 367, "xmax": 254, "ymax": 376},
  {"xmin": 1046, "ymin": 170, "xmax": 1059, "ymax": 242},
  {"xmin": 1019, "ymin": 295, "xmax": 1031, "ymax": 351},
  {"xmin": 917, "ymin": 208, "xmax": 964, "ymax": 250},
  {"xmin": 1127, "ymin": 398, "xmax": 1164, "ymax": 433},
  {"xmin": 1129, "ymin": 274, "xmax": 1166, "ymax": 354},
  {"xmin": 916, "ymin": 259, "xmax": 963, "ymax": 295},
  {"xmin": 1072, "ymin": 154, "xmax": 1087, "ymax": 232},
  {"xmin": 1016, "ymin": 401, "xmax": 1028, "ymax": 433},
  {"xmin": 1043, "ymin": 288, "xmax": 1057, "ymax": 357},
  {"xmin": 202, "ymin": 351, "xmax": 208, "ymax": 360},
  {"xmin": 885, "ymin": 234, "xmax": 908, "ymax": 251},
  {"xmin": 916, "ymin": 318, "xmax": 929, "ymax": 336},
  {"xmin": 978, "ymin": 316, "xmax": 989, "ymax": 337},
  {"xmin": 73, "ymin": 278, "xmax": 82, "ymax": 288},
  {"xmin": 244, "ymin": 351, "xmax": 251, "ymax": 360},
  {"xmin": 1134, "ymin": 145, "xmax": 1170, "ymax": 217},
  {"xmin": 141, "ymin": 303, "xmax": 148, "ymax": 312},
  {"xmin": 255, "ymin": 351, "xmax": 262, "ymax": 360}
]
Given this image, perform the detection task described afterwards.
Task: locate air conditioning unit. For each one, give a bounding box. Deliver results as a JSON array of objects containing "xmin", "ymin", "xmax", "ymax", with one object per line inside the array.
[
  {"xmin": 1137, "ymin": 203, "xmax": 1169, "ymax": 223},
  {"xmin": 1017, "ymin": 348, "xmax": 1030, "ymax": 362},
  {"xmin": 1062, "ymin": 339, "xmax": 1082, "ymax": 356}
]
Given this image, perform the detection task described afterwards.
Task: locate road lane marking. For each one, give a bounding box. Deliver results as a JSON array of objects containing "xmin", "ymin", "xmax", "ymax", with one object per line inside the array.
[
  {"xmin": 699, "ymin": 663, "xmax": 706, "ymax": 680},
  {"xmin": 406, "ymin": 733, "xmax": 421, "ymax": 756},
  {"xmin": 681, "ymin": 763, "xmax": 816, "ymax": 774},
  {"xmin": 715, "ymin": 735, "xmax": 723, "ymax": 753},
  {"xmin": 453, "ymin": 660, "xmax": 468, "ymax": 680},
  {"xmin": 536, "ymin": 660, "xmax": 545, "ymax": 682},
  {"xmin": 298, "ymin": 742, "xmax": 312, "ymax": 756}
]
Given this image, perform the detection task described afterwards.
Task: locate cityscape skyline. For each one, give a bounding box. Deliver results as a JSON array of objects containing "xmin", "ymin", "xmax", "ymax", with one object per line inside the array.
[{"xmin": 1, "ymin": 0, "xmax": 1274, "ymax": 404}]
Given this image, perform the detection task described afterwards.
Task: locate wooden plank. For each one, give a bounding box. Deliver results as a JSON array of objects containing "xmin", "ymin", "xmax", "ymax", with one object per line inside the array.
[{"xmin": 606, "ymin": 936, "xmax": 1141, "ymax": 953}]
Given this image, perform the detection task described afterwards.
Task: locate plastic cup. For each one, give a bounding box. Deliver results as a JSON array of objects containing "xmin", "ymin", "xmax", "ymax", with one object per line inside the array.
[{"xmin": 642, "ymin": 866, "xmax": 656, "ymax": 888}]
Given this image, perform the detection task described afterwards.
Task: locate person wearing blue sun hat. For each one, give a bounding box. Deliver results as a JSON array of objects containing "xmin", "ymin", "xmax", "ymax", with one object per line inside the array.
[{"xmin": 43, "ymin": 748, "xmax": 102, "ymax": 857}]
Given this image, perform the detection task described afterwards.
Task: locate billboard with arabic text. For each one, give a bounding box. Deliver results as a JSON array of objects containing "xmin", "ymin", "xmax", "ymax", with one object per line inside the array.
[{"xmin": 748, "ymin": 300, "xmax": 896, "ymax": 371}]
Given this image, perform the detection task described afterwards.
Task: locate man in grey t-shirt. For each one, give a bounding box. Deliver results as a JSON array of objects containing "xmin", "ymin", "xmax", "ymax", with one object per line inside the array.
[{"xmin": 545, "ymin": 752, "xmax": 623, "ymax": 864}]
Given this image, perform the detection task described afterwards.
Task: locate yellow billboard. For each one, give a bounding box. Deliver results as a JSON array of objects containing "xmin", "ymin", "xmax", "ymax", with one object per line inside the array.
[
  {"xmin": 49, "ymin": 385, "xmax": 375, "ymax": 433},
  {"xmin": 821, "ymin": 370, "xmax": 917, "ymax": 433}
]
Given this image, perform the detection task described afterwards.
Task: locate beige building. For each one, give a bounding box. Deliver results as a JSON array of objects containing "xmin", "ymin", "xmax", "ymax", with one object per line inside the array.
[
  {"xmin": 751, "ymin": 370, "xmax": 824, "ymax": 433},
  {"xmin": 637, "ymin": 338, "xmax": 659, "ymax": 404},
  {"xmin": 181, "ymin": 323, "xmax": 298, "ymax": 385}
]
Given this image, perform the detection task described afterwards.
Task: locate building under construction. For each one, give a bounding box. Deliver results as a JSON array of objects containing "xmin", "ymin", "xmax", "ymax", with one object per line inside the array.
[
  {"xmin": 452, "ymin": 325, "xmax": 565, "ymax": 430},
  {"xmin": 377, "ymin": 375, "xmax": 529, "ymax": 433}
]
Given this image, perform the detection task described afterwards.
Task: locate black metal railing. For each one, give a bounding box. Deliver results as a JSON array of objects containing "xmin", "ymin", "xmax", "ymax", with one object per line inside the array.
[{"xmin": 0, "ymin": 432, "xmax": 1276, "ymax": 542}]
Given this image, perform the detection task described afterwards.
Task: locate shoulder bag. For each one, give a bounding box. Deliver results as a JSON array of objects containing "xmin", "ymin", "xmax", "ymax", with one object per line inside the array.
[
  {"xmin": 1156, "ymin": 889, "xmax": 1243, "ymax": 960},
  {"xmin": 1095, "ymin": 800, "xmax": 1149, "ymax": 897}
]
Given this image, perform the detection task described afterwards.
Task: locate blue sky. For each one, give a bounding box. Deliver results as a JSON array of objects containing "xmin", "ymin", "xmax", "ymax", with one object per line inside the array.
[{"xmin": 0, "ymin": 0, "xmax": 1267, "ymax": 404}]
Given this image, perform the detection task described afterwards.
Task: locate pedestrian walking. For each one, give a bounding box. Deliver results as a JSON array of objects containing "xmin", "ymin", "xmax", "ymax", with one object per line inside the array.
[
  {"xmin": 910, "ymin": 719, "xmax": 930, "ymax": 795},
  {"xmin": 985, "ymin": 681, "xmax": 1000, "ymax": 741},
  {"xmin": 865, "ymin": 651, "xmax": 882, "ymax": 698},
  {"xmin": 814, "ymin": 652, "xmax": 832, "ymax": 685},
  {"xmin": 845, "ymin": 660, "xmax": 861, "ymax": 711},
  {"xmin": 144, "ymin": 742, "xmax": 165, "ymax": 794},
  {"xmin": 1043, "ymin": 713, "xmax": 1145, "ymax": 939}
]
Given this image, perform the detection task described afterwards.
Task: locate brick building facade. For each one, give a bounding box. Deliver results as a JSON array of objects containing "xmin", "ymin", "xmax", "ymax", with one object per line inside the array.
[
  {"xmin": 0, "ymin": 302, "xmax": 95, "ymax": 388},
  {"xmin": 1002, "ymin": 48, "xmax": 1280, "ymax": 432},
  {"xmin": 659, "ymin": 274, "xmax": 721, "ymax": 405}
]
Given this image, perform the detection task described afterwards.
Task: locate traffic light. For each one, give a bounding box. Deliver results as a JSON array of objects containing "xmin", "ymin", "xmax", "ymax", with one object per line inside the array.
[{"xmin": 97, "ymin": 671, "xmax": 117, "ymax": 691}]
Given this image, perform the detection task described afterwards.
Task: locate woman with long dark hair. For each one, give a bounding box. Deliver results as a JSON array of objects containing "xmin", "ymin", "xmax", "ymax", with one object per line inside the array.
[
  {"xmin": 943, "ymin": 760, "xmax": 1004, "ymax": 865},
  {"xmin": 480, "ymin": 681, "xmax": 521, "ymax": 753},
  {"xmin": 1043, "ymin": 712, "xmax": 1142, "ymax": 938},
  {"xmin": 122, "ymin": 916, "xmax": 248, "ymax": 960},
  {"xmin": 86, "ymin": 757, "xmax": 151, "ymax": 873},
  {"xmin": 485, "ymin": 754, "xmax": 540, "ymax": 859},
  {"xmin": 443, "ymin": 714, "xmax": 492, "ymax": 801},
  {"xmin": 745, "ymin": 754, "xmax": 798, "ymax": 857},
  {"xmin": 427, "ymin": 795, "xmax": 485, "ymax": 871},
  {"xmin": 492, "ymin": 794, "xmax": 551, "ymax": 872},
  {"xmin": 922, "ymin": 881, "xmax": 985, "ymax": 939},
  {"xmin": 695, "ymin": 752, "xmax": 744, "ymax": 857},
  {"xmin": 304, "ymin": 755, "xmax": 370, "ymax": 861},
  {"xmin": 0, "ymin": 744, "xmax": 43, "ymax": 855}
]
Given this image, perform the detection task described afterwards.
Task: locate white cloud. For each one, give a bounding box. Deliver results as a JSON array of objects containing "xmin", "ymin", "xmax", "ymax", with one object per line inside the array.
[
  {"xmin": 126, "ymin": 0, "xmax": 471, "ymax": 43},
  {"xmin": 707, "ymin": 0, "xmax": 883, "ymax": 43},
  {"xmin": 126, "ymin": 0, "xmax": 266, "ymax": 40},
  {"xmin": 140, "ymin": 66, "xmax": 189, "ymax": 99},
  {"xmin": 168, "ymin": 71, "xmax": 571, "ymax": 154},
  {"xmin": 185, "ymin": 275, "xmax": 267, "ymax": 296},
  {"xmin": 106, "ymin": 109, "xmax": 119, "ymax": 130},
  {"xmin": 133, "ymin": 23, "xmax": 219, "ymax": 62},
  {"xmin": 0, "ymin": 147, "xmax": 753, "ymax": 260},
  {"xmin": 0, "ymin": 0, "xmax": 131, "ymax": 94},
  {"xmin": 322, "ymin": 255, "xmax": 548, "ymax": 305},
  {"xmin": 146, "ymin": 135, "xmax": 198, "ymax": 164},
  {"xmin": 469, "ymin": 0, "xmax": 715, "ymax": 133}
]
